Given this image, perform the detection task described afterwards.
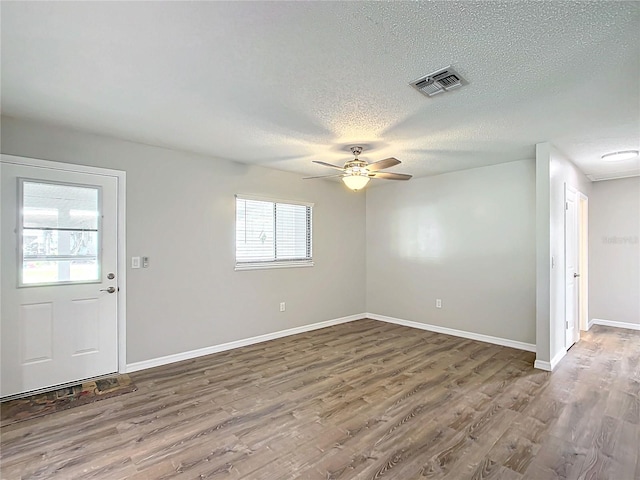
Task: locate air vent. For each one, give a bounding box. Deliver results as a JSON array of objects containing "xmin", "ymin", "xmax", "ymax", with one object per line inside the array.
[{"xmin": 410, "ymin": 66, "xmax": 465, "ymax": 98}]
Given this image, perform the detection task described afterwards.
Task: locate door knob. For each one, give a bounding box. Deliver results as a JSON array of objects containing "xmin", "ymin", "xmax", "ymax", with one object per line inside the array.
[
  {"xmin": 573, "ymin": 273, "xmax": 580, "ymax": 278},
  {"xmin": 100, "ymin": 286, "xmax": 116, "ymax": 293}
]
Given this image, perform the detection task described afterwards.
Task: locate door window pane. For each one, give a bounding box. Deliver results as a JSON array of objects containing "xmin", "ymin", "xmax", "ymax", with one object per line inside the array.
[{"xmin": 20, "ymin": 181, "xmax": 101, "ymax": 285}]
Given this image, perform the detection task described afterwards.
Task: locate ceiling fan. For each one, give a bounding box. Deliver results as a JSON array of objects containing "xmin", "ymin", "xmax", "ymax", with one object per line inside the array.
[{"xmin": 304, "ymin": 146, "xmax": 412, "ymax": 191}]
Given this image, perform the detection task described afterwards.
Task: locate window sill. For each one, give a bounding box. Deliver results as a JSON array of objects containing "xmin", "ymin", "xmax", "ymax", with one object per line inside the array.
[{"xmin": 235, "ymin": 261, "xmax": 314, "ymax": 271}]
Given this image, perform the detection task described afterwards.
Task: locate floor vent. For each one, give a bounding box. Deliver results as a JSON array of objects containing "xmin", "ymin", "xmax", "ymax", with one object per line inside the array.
[{"xmin": 410, "ymin": 66, "xmax": 465, "ymax": 98}]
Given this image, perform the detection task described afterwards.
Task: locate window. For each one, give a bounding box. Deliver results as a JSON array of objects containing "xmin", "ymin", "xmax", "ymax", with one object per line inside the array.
[
  {"xmin": 235, "ymin": 195, "xmax": 313, "ymax": 270},
  {"xmin": 19, "ymin": 179, "xmax": 101, "ymax": 286}
]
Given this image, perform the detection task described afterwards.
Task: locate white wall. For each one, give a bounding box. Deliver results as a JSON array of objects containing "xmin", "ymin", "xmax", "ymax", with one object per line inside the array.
[
  {"xmin": 1, "ymin": 116, "xmax": 367, "ymax": 364},
  {"xmin": 536, "ymin": 142, "xmax": 591, "ymax": 368},
  {"xmin": 366, "ymin": 159, "xmax": 536, "ymax": 345},
  {"xmin": 589, "ymin": 177, "xmax": 640, "ymax": 327}
]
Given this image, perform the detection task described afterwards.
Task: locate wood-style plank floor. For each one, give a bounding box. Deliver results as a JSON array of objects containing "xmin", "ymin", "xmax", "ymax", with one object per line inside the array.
[{"xmin": 1, "ymin": 320, "xmax": 638, "ymax": 479}]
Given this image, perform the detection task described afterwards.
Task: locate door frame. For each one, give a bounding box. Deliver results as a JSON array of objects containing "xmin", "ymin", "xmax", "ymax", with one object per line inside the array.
[
  {"xmin": 578, "ymin": 192, "xmax": 589, "ymax": 332},
  {"xmin": 1, "ymin": 154, "xmax": 127, "ymax": 374},
  {"xmin": 564, "ymin": 183, "xmax": 579, "ymax": 349}
]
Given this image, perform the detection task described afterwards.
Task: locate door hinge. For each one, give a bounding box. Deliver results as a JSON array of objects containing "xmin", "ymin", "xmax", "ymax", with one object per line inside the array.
[{"xmin": 565, "ymin": 202, "xmax": 569, "ymax": 210}]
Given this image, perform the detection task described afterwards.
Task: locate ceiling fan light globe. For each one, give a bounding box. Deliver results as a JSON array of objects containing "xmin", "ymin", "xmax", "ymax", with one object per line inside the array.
[{"xmin": 342, "ymin": 175, "xmax": 370, "ymax": 191}]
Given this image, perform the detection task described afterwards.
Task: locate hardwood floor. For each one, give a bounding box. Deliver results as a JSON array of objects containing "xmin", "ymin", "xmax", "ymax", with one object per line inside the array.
[{"xmin": 1, "ymin": 320, "xmax": 638, "ymax": 479}]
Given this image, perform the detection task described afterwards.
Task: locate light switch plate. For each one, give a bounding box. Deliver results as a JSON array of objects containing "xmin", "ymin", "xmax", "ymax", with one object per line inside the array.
[{"xmin": 131, "ymin": 256, "xmax": 141, "ymax": 269}]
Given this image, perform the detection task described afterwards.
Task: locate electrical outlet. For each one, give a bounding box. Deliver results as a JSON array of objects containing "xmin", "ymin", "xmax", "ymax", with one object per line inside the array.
[
  {"xmin": 280, "ymin": 302, "xmax": 286, "ymax": 312},
  {"xmin": 436, "ymin": 299, "xmax": 442, "ymax": 309}
]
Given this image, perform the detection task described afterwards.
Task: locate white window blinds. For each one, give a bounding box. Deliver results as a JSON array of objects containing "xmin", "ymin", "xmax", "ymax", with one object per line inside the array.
[{"xmin": 235, "ymin": 195, "xmax": 313, "ymax": 270}]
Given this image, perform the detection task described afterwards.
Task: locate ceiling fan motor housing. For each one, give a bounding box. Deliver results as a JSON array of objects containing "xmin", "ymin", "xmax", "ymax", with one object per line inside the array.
[{"xmin": 344, "ymin": 159, "xmax": 369, "ymax": 176}]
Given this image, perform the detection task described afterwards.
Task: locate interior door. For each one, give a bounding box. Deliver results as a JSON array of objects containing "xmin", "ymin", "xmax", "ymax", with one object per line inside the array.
[
  {"xmin": 565, "ymin": 184, "xmax": 580, "ymax": 349},
  {"xmin": 1, "ymin": 160, "xmax": 119, "ymax": 397}
]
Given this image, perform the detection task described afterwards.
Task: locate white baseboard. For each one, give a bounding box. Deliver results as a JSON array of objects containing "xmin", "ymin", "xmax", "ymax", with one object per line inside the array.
[
  {"xmin": 534, "ymin": 348, "xmax": 567, "ymax": 372},
  {"xmin": 366, "ymin": 313, "xmax": 536, "ymax": 353},
  {"xmin": 126, "ymin": 313, "xmax": 364, "ymax": 373},
  {"xmin": 551, "ymin": 349, "xmax": 567, "ymax": 369},
  {"xmin": 533, "ymin": 360, "xmax": 551, "ymax": 371},
  {"xmin": 127, "ymin": 312, "xmax": 541, "ymax": 374},
  {"xmin": 591, "ymin": 318, "xmax": 640, "ymax": 331}
]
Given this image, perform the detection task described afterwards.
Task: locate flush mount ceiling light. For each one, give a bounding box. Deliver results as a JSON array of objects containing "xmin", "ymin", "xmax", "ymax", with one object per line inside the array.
[{"xmin": 601, "ymin": 150, "xmax": 639, "ymax": 162}]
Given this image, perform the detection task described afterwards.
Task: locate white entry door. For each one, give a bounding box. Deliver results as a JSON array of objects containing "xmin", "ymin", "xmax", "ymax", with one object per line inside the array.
[
  {"xmin": 565, "ymin": 184, "xmax": 580, "ymax": 350},
  {"xmin": 1, "ymin": 159, "xmax": 119, "ymax": 397}
]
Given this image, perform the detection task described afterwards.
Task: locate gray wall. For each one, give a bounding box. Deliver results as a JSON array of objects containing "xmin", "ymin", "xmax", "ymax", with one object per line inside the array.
[
  {"xmin": 366, "ymin": 159, "xmax": 536, "ymax": 344},
  {"xmin": 7, "ymin": 115, "xmax": 623, "ymax": 372},
  {"xmin": 1, "ymin": 116, "xmax": 366, "ymax": 364},
  {"xmin": 589, "ymin": 177, "xmax": 640, "ymax": 326}
]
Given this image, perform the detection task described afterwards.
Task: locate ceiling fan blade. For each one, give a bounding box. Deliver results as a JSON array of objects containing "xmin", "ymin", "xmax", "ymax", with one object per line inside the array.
[
  {"xmin": 366, "ymin": 157, "xmax": 401, "ymax": 171},
  {"xmin": 303, "ymin": 173, "xmax": 345, "ymax": 180},
  {"xmin": 312, "ymin": 160, "xmax": 345, "ymax": 171},
  {"xmin": 370, "ymin": 171, "xmax": 412, "ymax": 180}
]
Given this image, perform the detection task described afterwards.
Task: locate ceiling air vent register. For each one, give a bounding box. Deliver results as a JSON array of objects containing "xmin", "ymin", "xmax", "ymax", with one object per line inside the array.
[{"xmin": 410, "ymin": 66, "xmax": 465, "ymax": 97}]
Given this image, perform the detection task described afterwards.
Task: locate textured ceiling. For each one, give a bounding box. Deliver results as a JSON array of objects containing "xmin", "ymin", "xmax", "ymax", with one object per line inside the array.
[{"xmin": 2, "ymin": 1, "xmax": 639, "ymax": 181}]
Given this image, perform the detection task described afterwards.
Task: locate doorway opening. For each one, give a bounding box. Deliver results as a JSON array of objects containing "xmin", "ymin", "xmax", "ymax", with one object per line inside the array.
[{"xmin": 564, "ymin": 183, "xmax": 588, "ymax": 351}]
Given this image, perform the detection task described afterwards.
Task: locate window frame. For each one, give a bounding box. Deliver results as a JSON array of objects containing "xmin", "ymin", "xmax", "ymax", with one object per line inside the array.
[{"xmin": 235, "ymin": 194, "xmax": 314, "ymax": 271}]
